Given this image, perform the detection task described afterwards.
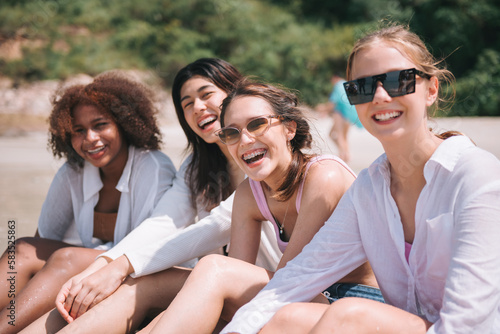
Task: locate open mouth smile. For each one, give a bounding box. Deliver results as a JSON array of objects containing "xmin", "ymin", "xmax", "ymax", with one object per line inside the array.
[
  {"xmin": 242, "ymin": 148, "xmax": 267, "ymax": 165},
  {"xmin": 373, "ymin": 111, "xmax": 402, "ymax": 122},
  {"xmin": 198, "ymin": 115, "xmax": 217, "ymax": 130},
  {"xmin": 87, "ymin": 146, "xmax": 105, "ymax": 154}
]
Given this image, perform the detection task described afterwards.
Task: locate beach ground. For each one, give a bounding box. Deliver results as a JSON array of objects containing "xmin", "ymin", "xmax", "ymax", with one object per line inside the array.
[{"xmin": 1, "ymin": 115, "xmax": 499, "ymax": 251}]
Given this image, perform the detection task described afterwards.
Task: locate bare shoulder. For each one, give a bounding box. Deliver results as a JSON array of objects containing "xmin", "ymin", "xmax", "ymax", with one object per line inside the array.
[{"xmin": 305, "ymin": 158, "xmax": 356, "ymax": 194}]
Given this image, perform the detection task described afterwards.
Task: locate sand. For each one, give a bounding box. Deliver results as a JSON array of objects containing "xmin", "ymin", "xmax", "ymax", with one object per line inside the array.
[{"xmin": 1, "ymin": 115, "xmax": 499, "ymax": 251}]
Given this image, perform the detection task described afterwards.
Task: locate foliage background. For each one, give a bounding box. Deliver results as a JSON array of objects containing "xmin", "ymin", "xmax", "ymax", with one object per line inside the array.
[{"xmin": 0, "ymin": 0, "xmax": 499, "ymax": 116}]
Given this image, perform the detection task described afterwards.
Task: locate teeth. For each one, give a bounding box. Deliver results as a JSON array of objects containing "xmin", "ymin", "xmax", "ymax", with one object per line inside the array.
[
  {"xmin": 374, "ymin": 112, "xmax": 401, "ymax": 121},
  {"xmin": 88, "ymin": 146, "xmax": 105, "ymax": 154},
  {"xmin": 198, "ymin": 115, "xmax": 217, "ymax": 127},
  {"xmin": 243, "ymin": 149, "xmax": 266, "ymax": 162}
]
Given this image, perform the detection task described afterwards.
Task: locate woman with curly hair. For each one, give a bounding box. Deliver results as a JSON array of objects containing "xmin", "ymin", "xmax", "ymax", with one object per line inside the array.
[
  {"xmin": 0, "ymin": 71, "xmax": 177, "ymax": 333},
  {"xmin": 21, "ymin": 58, "xmax": 281, "ymax": 334}
]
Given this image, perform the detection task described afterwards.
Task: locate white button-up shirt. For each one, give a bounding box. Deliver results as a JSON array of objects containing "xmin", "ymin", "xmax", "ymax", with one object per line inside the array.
[
  {"xmin": 101, "ymin": 155, "xmax": 282, "ymax": 277},
  {"xmin": 223, "ymin": 136, "xmax": 500, "ymax": 334},
  {"xmin": 38, "ymin": 146, "xmax": 176, "ymax": 250}
]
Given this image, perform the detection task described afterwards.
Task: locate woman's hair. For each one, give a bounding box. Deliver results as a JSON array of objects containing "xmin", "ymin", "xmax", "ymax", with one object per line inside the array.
[
  {"xmin": 220, "ymin": 79, "xmax": 313, "ymax": 202},
  {"xmin": 346, "ymin": 24, "xmax": 458, "ymax": 139},
  {"xmin": 49, "ymin": 71, "xmax": 162, "ymax": 168},
  {"xmin": 172, "ymin": 58, "xmax": 243, "ymax": 208}
]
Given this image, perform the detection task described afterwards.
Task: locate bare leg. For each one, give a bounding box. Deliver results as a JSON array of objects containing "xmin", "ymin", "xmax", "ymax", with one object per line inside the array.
[
  {"xmin": 20, "ymin": 308, "xmax": 67, "ymax": 334},
  {"xmin": 0, "ymin": 237, "xmax": 72, "ymax": 309},
  {"xmin": 310, "ymin": 297, "xmax": 432, "ymax": 334},
  {"xmin": 136, "ymin": 310, "xmax": 165, "ymax": 334},
  {"xmin": 139, "ymin": 311, "xmax": 227, "ymax": 334},
  {"xmin": 329, "ymin": 112, "xmax": 351, "ymax": 163},
  {"xmin": 50, "ymin": 267, "xmax": 193, "ymax": 334},
  {"xmin": 149, "ymin": 254, "xmax": 272, "ymax": 334},
  {"xmin": 260, "ymin": 302, "xmax": 329, "ymax": 334},
  {"xmin": 0, "ymin": 246, "xmax": 102, "ymax": 333}
]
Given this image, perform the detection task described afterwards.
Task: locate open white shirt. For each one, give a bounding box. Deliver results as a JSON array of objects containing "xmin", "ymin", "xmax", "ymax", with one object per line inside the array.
[
  {"xmin": 223, "ymin": 136, "xmax": 500, "ymax": 334},
  {"xmin": 101, "ymin": 155, "xmax": 282, "ymax": 277},
  {"xmin": 38, "ymin": 146, "xmax": 176, "ymax": 250}
]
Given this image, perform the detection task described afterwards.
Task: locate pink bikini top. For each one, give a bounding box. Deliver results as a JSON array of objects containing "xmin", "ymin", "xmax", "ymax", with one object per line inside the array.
[
  {"xmin": 405, "ymin": 242, "xmax": 412, "ymax": 263},
  {"xmin": 249, "ymin": 155, "xmax": 356, "ymax": 253}
]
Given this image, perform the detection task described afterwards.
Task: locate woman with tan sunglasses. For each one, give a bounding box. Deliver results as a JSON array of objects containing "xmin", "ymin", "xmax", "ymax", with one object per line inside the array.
[{"xmin": 144, "ymin": 79, "xmax": 381, "ymax": 333}]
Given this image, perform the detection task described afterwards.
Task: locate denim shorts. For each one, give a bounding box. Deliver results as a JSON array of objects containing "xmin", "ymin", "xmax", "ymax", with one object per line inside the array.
[{"xmin": 322, "ymin": 283, "xmax": 385, "ymax": 304}]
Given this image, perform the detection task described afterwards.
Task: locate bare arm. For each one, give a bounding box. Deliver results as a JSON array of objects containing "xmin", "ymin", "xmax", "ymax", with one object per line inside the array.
[
  {"xmin": 276, "ymin": 159, "xmax": 355, "ymax": 271},
  {"xmin": 228, "ymin": 179, "xmax": 265, "ymax": 264}
]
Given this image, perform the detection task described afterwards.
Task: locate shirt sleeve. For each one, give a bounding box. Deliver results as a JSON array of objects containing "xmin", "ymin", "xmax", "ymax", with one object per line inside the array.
[
  {"xmin": 428, "ymin": 180, "xmax": 500, "ymax": 334},
  {"xmin": 127, "ymin": 191, "xmax": 234, "ymax": 277},
  {"xmin": 100, "ymin": 157, "xmax": 197, "ymax": 265},
  {"xmin": 37, "ymin": 163, "xmax": 75, "ymax": 240},
  {"xmin": 127, "ymin": 150, "xmax": 177, "ymax": 231},
  {"xmin": 222, "ymin": 189, "xmax": 367, "ymax": 334}
]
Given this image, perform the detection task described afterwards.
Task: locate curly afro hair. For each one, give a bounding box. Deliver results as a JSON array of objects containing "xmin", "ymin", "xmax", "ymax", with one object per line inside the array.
[{"xmin": 49, "ymin": 71, "xmax": 162, "ymax": 168}]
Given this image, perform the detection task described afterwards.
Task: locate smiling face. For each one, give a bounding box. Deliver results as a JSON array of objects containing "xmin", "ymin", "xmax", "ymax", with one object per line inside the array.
[
  {"xmin": 351, "ymin": 42, "xmax": 437, "ymax": 144},
  {"xmin": 71, "ymin": 104, "xmax": 128, "ymax": 171},
  {"xmin": 180, "ymin": 76, "xmax": 228, "ymax": 145},
  {"xmin": 223, "ymin": 96, "xmax": 295, "ymax": 187}
]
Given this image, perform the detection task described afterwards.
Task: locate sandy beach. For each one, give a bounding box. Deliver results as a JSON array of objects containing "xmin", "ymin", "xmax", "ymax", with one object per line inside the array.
[{"xmin": 1, "ymin": 115, "xmax": 499, "ymax": 251}]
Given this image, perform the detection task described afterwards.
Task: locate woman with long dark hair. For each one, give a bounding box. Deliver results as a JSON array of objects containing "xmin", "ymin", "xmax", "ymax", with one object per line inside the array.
[
  {"xmin": 22, "ymin": 59, "xmax": 280, "ymax": 334},
  {"xmin": 146, "ymin": 79, "xmax": 381, "ymax": 333}
]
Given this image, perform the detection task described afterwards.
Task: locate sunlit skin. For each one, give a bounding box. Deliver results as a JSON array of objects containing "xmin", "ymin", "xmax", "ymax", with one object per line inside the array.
[
  {"xmin": 71, "ymin": 104, "xmax": 128, "ymax": 176},
  {"xmin": 223, "ymin": 96, "xmax": 296, "ymax": 191}
]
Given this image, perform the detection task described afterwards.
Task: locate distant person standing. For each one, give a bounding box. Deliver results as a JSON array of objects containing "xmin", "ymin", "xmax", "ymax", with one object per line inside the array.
[{"xmin": 328, "ymin": 74, "xmax": 363, "ymax": 162}]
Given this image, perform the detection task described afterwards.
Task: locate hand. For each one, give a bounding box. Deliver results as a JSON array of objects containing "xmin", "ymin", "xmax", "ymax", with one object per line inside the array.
[
  {"xmin": 56, "ymin": 255, "xmax": 132, "ymax": 322},
  {"xmin": 55, "ymin": 257, "xmax": 109, "ymax": 322}
]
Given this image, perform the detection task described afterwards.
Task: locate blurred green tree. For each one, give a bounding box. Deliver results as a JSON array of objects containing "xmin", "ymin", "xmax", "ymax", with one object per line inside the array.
[{"xmin": 0, "ymin": 0, "xmax": 498, "ymax": 114}]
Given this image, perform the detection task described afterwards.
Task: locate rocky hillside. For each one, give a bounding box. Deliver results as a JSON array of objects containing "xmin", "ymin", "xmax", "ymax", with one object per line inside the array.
[{"xmin": 0, "ymin": 70, "xmax": 176, "ymax": 136}]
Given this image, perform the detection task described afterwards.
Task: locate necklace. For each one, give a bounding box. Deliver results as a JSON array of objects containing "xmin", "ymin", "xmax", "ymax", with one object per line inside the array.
[{"xmin": 278, "ymin": 200, "xmax": 290, "ymax": 236}]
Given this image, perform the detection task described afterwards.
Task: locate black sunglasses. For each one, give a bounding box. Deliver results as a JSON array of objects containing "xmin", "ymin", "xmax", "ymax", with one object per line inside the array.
[
  {"xmin": 216, "ymin": 115, "xmax": 283, "ymax": 145},
  {"xmin": 343, "ymin": 68, "xmax": 431, "ymax": 105}
]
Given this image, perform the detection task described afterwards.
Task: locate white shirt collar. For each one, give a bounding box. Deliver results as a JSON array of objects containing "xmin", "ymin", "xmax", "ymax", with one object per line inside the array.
[
  {"xmin": 426, "ymin": 135, "xmax": 474, "ymax": 172},
  {"xmin": 368, "ymin": 135, "xmax": 475, "ymax": 184},
  {"xmin": 82, "ymin": 145, "xmax": 136, "ymax": 201}
]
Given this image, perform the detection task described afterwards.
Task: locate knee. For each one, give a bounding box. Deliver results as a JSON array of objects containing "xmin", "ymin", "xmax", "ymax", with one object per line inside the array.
[
  {"xmin": 7, "ymin": 237, "xmax": 35, "ymax": 255},
  {"xmin": 187, "ymin": 254, "xmax": 236, "ymax": 287},
  {"xmin": 192, "ymin": 254, "xmax": 230, "ymax": 276},
  {"xmin": 266, "ymin": 303, "xmax": 303, "ymax": 329},
  {"xmin": 5, "ymin": 237, "xmax": 37, "ymax": 269},
  {"xmin": 45, "ymin": 247, "xmax": 79, "ymax": 273},
  {"xmin": 324, "ymin": 298, "xmax": 372, "ymax": 326}
]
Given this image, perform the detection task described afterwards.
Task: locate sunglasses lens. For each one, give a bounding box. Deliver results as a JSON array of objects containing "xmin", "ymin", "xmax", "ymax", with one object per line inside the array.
[
  {"xmin": 383, "ymin": 69, "xmax": 416, "ymax": 97},
  {"xmin": 247, "ymin": 117, "xmax": 269, "ymax": 136},
  {"xmin": 344, "ymin": 69, "xmax": 417, "ymax": 105},
  {"xmin": 344, "ymin": 81, "xmax": 368, "ymax": 105},
  {"xmin": 344, "ymin": 80, "xmax": 374, "ymax": 105},
  {"xmin": 218, "ymin": 128, "xmax": 240, "ymax": 144}
]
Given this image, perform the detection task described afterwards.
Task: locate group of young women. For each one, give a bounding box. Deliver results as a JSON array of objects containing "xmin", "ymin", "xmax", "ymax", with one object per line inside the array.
[{"xmin": 2, "ymin": 24, "xmax": 499, "ymax": 334}]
